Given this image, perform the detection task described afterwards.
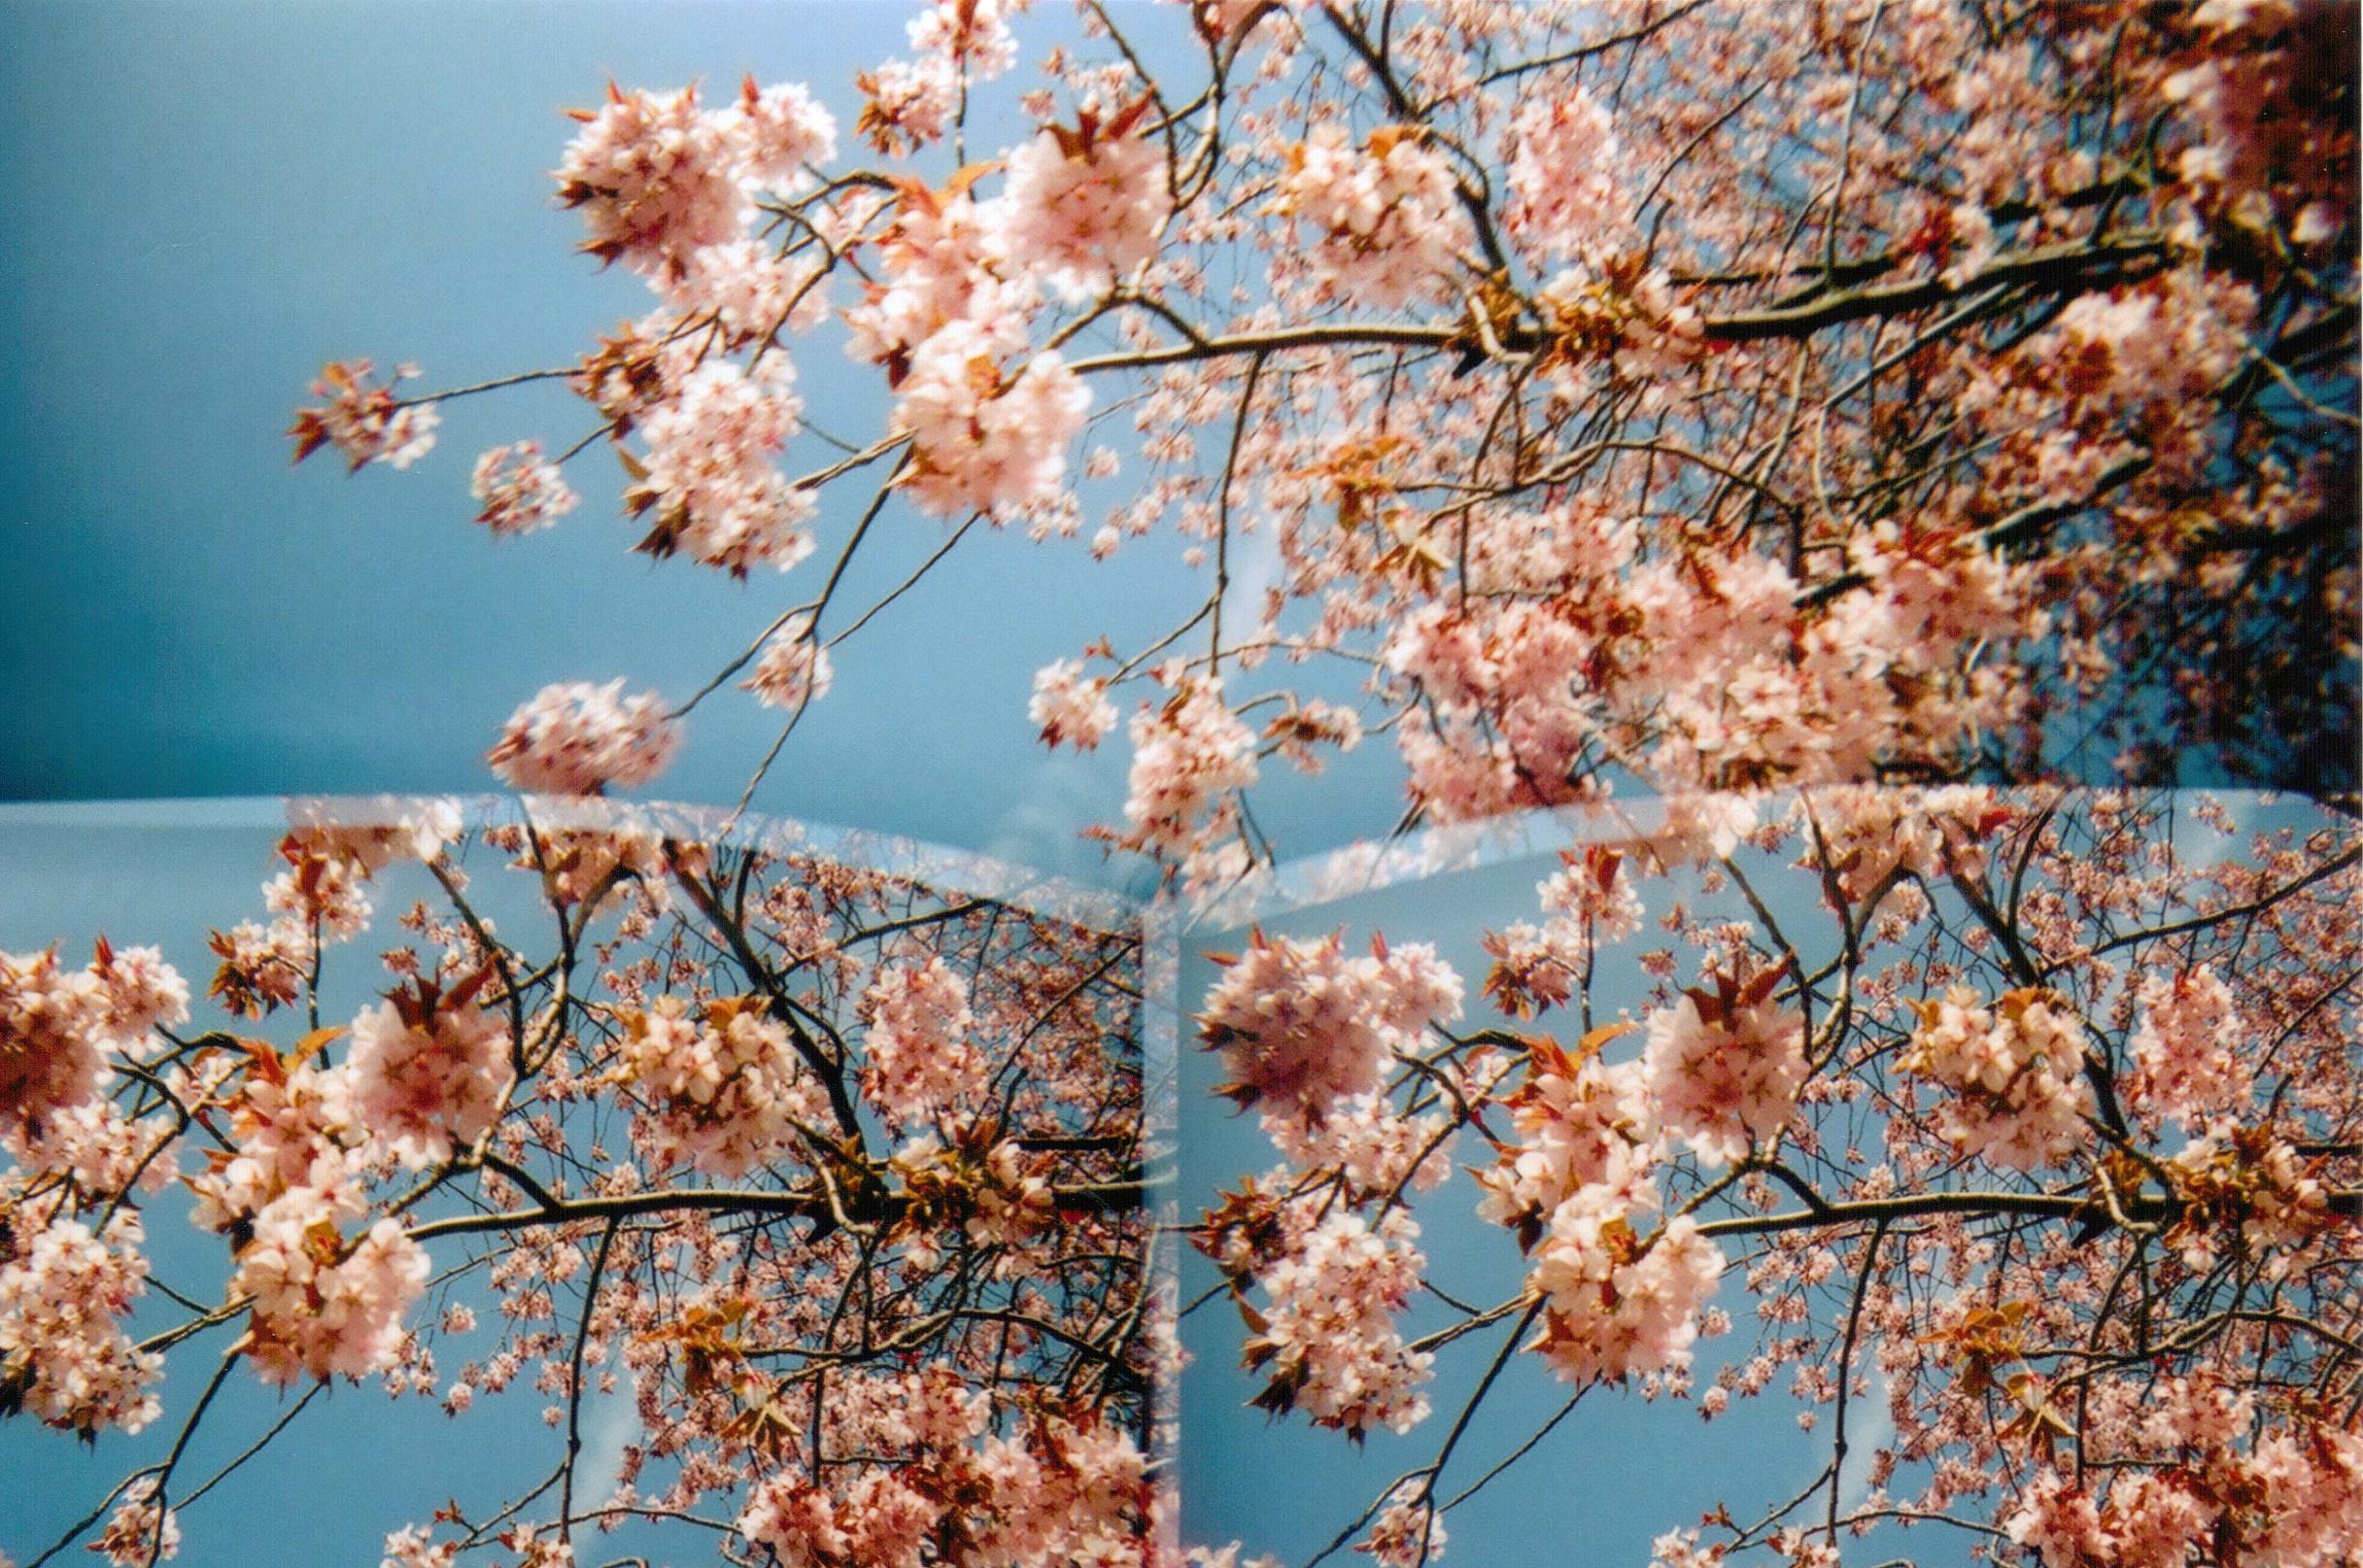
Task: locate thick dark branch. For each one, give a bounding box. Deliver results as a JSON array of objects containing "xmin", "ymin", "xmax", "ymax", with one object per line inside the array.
[
  {"xmin": 405, "ymin": 1179, "xmax": 1147, "ymax": 1243},
  {"xmin": 1702, "ymin": 235, "xmax": 2168, "ymax": 343}
]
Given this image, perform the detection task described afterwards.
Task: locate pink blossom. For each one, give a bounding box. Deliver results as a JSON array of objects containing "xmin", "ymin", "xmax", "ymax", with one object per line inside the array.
[
  {"xmin": 1901, "ymin": 987, "xmax": 2094, "ymax": 1171},
  {"xmin": 283, "ymin": 798, "xmax": 462, "ymax": 875},
  {"xmin": 1529, "ymin": 1200, "xmax": 1725, "ymax": 1385},
  {"xmin": 628, "ymin": 357, "xmax": 815, "ymax": 574},
  {"xmin": 470, "ymin": 441, "xmax": 579, "ymax": 538},
  {"xmin": 2127, "ymin": 963, "xmax": 2245, "ymax": 1129},
  {"xmin": 1504, "ymin": 85, "xmax": 1627, "ymax": 263},
  {"xmin": 616, "ymin": 995, "xmax": 821, "ymax": 1177},
  {"xmin": 234, "ymin": 1206, "xmax": 429, "ymax": 1385},
  {"xmin": 0, "ymin": 946, "xmax": 109, "ymax": 1148},
  {"xmin": 1274, "ymin": 123, "xmax": 1466, "ymax": 307},
  {"xmin": 907, "ymin": 0, "xmax": 1016, "ymax": 77},
  {"xmin": 893, "ymin": 324, "xmax": 1090, "ymax": 518},
  {"xmin": 1029, "ymin": 659, "xmax": 1117, "ymax": 750},
  {"xmin": 487, "ymin": 680, "xmax": 682, "ymax": 795},
  {"xmin": 662, "ymin": 238, "xmax": 833, "ymax": 342},
  {"xmin": 844, "ymin": 186, "xmax": 1026, "ymax": 370},
  {"xmin": 1267, "ymin": 699, "xmax": 1363, "ymax": 774},
  {"xmin": 1122, "ymin": 676, "xmax": 1258, "ymax": 859},
  {"xmin": 289, "ymin": 359, "xmax": 439, "ymax": 471},
  {"xmin": 1642, "ymin": 967, "xmax": 1807, "ymax": 1168},
  {"xmin": 717, "ymin": 77, "xmax": 838, "ymax": 192},
  {"xmin": 16, "ymin": 1097, "xmax": 178, "ymax": 1198},
  {"xmin": 861, "ymin": 956, "xmax": 983, "ymax": 1121},
  {"xmin": 852, "ymin": 55, "xmax": 959, "ymax": 154},
  {"xmin": 0, "ymin": 1212, "xmax": 164, "ymax": 1436},
  {"xmin": 742, "ymin": 616, "xmax": 835, "ymax": 712},
  {"xmin": 90, "ymin": 1479, "xmax": 178, "ymax": 1566},
  {"xmin": 1474, "ymin": 1040, "xmax": 1659, "ymax": 1243},
  {"xmin": 1358, "ymin": 1481, "xmax": 1446, "ymax": 1567},
  {"xmin": 999, "ymin": 104, "xmax": 1171, "ymax": 299},
  {"xmin": 554, "ymin": 84, "xmax": 745, "ymax": 278},
  {"xmin": 1243, "ymin": 1210, "xmax": 1434, "ymax": 1437},
  {"xmin": 344, "ymin": 979, "xmax": 516, "ymax": 1168},
  {"xmin": 1199, "ymin": 929, "xmax": 1461, "ymax": 1124}
]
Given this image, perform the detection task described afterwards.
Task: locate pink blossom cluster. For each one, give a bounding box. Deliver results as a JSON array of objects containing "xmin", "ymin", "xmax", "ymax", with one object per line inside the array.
[
  {"xmin": 861, "ymin": 956, "xmax": 983, "ymax": 1121},
  {"xmin": 13, "ymin": 1096, "xmax": 177, "ymax": 1199},
  {"xmin": 284, "ymin": 798, "xmax": 461, "ymax": 874},
  {"xmin": 998, "ymin": 102, "xmax": 1171, "ymax": 299},
  {"xmin": 1275, "ymin": 123, "xmax": 1466, "ymax": 308},
  {"xmin": 554, "ymin": 85, "xmax": 750, "ymax": 279},
  {"xmin": 1122, "ymin": 676, "xmax": 1259, "ymax": 862},
  {"xmin": 666, "ymin": 237, "xmax": 834, "ymax": 343},
  {"xmin": 1029, "ymin": 658, "xmax": 1118, "ymax": 750},
  {"xmin": 1483, "ymin": 847, "xmax": 1645, "ymax": 1015},
  {"xmin": 2165, "ymin": 1125, "xmax": 2337, "ymax": 1268},
  {"xmin": 2006, "ymin": 1401, "xmax": 2362, "ymax": 1568},
  {"xmin": 469, "ymin": 441, "xmax": 579, "ymax": 538},
  {"xmin": 1265, "ymin": 699, "xmax": 1364, "ymax": 776},
  {"xmin": 288, "ymin": 358, "xmax": 439, "ymax": 471},
  {"xmin": 1527, "ymin": 1196, "xmax": 1725, "ymax": 1387},
  {"xmin": 844, "ymin": 185, "xmax": 1020, "ymax": 371},
  {"xmin": 0, "ymin": 1211, "xmax": 164, "ymax": 1436},
  {"xmin": 345, "ymin": 981, "xmax": 515, "ymax": 1168},
  {"xmin": 1262, "ymin": 1091, "xmax": 1455, "ymax": 1199},
  {"xmin": 232, "ymin": 1209, "xmax": 429, "ymax": 1386},
  {"xmin": 487, "ymin": 679, "xmax": 682, "ymax": 795},
  {"xmin": 2045, "ymin": 274, "xmax": 2252, "ymax": 421},
  {"xmin": 962, "ymin": 1138, "xmax": 1056, "ymax": 1253},
  {"xmin": 1901, "ymin": 987, "xmax": 2095, "ymax": 1171},
  {"xmin": 1242, "ymin": 1210, "xmax": 1434, "ymax": 1438},
  {"xmin": 1641, "ymin": 968, "xmax": 1807, "ymax": 1168},
  {"xmin": 850, "ymin": 1, "xmax": 1015, "ymax": 155},
  {"xmin": 741, "ymin": 615, "xmax": 835, "ymax": 712},
  {"xmin": 263, "ymin": 841, "xmax": 374, "ymax": 942},
  {"xmin": 716, "ymin": 78, "xmax": 839, "ymax": 192},
  {"xmin": 1473, "ymin": 1038, "xmax": 1660, "ymax": 1245},
  {"xmin": 615, "ymin": 996, "xmax": 821, "ymax": 1178},
  {"xmin": 2, "ymin": 941, "xmax": 186, "ymax": 1151},
  {"xmin": 90, "ymin": 1478, "xmax": 179, "ymax": 1566},
  {"xmin": 1359, "ymin": 1481, "xmax": 1446, "ymax": 1567},
  {"xmin": 1470, "ymin": 1030, "xmax": 1727, "ymax": 1387},
  {"xmin": 1504, "ymin": 84, "xmax": 1627, "ymax": 263},
  {"xmin": 2127, "ymin": 963, "xmax": 2246, "ymax": 1130},
  {"xmin": 489, "ymin": 819, "xmax": 666, "ymax": 912},
  {"xmin": 188, "ymin": 1055, "xmax": 356, "ymax": 1233},
  {"xmin": 1198, "ymin": 929, "xmax": 1463, "ymax": 1125},
  {"xmin": 380, "ymin": 1523, "xmax": 460, "ymax": 1568},
  {"xmin": 1800, "ymin": 785, "xmax": 2011, "ymax": 903},
  {"xmin": 736, "ymin": 1372, "xmax": 1150, "ymax": 1567},
  {"xmin": 2159, "ymin": 1, "xmax": 2350, "ymax": 245},
  {"xmin": 205, "ymin": 919, "xmax": 310, "ymax": 1019},
  {"xmin": 1382, "ymin": 511, "xmax": 2039, "ymax": 813},
  {"xmin": 628, "ymin": 357, "xmax": 816, "ymax": 574},
  {"xmin": 892, "ymin": 321, "xmax": 1091, "ymax": 519}
]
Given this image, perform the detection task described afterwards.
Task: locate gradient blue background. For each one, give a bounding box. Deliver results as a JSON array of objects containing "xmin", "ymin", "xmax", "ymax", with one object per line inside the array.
[{"xmin": 0, "ymin": 0, "xmax": 1405, "ymax": 899}]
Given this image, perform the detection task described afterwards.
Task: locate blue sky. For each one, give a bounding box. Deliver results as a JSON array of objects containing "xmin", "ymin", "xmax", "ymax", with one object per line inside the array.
[{"xmin": 0, "ymin": 0, "xmax": 1368, "ymax": 897}]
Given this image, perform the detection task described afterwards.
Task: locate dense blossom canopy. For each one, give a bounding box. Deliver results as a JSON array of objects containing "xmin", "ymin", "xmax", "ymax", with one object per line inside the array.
[
  {"xmin": 4, "ymin": 806, "xmax": 1154, "ymax": 1566},
  {"xmin": 9, "ymin": 2, "xmax": 2356, "ymax": 1566}
]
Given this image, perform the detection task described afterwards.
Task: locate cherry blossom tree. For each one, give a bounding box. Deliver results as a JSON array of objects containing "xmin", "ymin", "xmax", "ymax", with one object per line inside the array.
[
  {"xmin": 3, "ymin": 801, "xmax": 1159, "ymax": 1566},
  {"xmin": 1183, "ymin": 785, "xmax": 2359, "ymax": 1567},
  {"xmin": 6, "ymin": 1, "xmax": 2355, "ymax": 1565},
  {"xmin": 280, "ymin": 0, "xmax": 2353, "ymax": 862}
]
